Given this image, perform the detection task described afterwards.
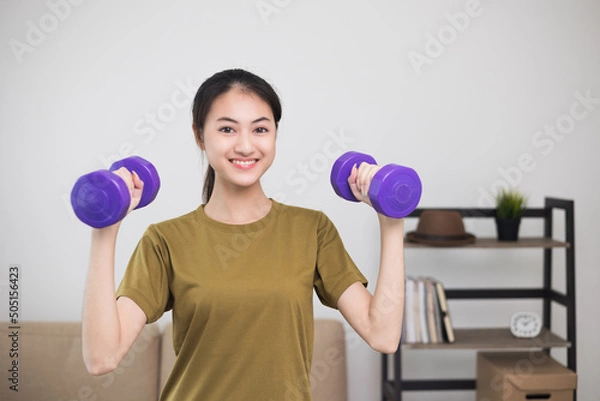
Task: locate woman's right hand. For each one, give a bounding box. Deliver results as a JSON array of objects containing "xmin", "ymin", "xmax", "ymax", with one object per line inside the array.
[{"xmin": 110, "ymin": 167, "xmax": 145, "ymax": 220}]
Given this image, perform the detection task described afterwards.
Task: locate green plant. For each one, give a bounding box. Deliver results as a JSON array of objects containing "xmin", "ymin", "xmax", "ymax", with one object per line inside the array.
[{"xmin": 495, "ymin": 188, "xmax": 528, "ymax": 219}]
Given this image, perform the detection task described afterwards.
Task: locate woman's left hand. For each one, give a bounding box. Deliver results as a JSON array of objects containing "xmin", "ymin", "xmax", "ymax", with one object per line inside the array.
[{"xmin": 347, "ymin": 162, "xmax": 381, "ymax": 208}]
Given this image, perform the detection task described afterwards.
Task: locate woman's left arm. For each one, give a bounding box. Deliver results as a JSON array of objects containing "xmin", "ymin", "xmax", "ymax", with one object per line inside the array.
[{"xmin": 337, "ymin": 163, "xmax": 406, "ymax": 354}]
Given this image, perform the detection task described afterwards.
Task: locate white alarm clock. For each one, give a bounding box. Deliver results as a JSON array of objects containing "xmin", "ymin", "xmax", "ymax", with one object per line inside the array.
[{"xmin": 510, "ymin": 312, "xmax": 542, "ymax": 338}]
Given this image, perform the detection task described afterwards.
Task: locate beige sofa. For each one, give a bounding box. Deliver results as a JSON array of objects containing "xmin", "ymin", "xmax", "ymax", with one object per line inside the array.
[{"xmin": 1, "ymin": 319, "xmax": 348, "ymax": 401}]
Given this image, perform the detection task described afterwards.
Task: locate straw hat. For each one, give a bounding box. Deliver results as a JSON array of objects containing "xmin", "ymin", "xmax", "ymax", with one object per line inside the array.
[{"xmin": 406, "ymin": 210, "xmax": 475, "ymax": 246}]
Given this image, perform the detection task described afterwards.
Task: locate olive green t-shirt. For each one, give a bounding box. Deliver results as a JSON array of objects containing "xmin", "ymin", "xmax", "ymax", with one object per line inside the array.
[{"xmin": 116, "ymin": 200, "xmax": 367, "ymax": 401}]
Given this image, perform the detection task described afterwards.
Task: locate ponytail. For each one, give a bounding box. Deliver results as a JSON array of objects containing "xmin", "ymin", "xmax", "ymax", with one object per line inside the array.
[{"xmin": 202, "ymin": 165, "xmax": 215, "ymax": 203}]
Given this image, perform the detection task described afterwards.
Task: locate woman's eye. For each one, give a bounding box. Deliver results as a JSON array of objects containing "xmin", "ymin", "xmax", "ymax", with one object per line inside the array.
[
  {"xmin": 220, "ymin": 127, "xmax": 234, "ymax": 133},
  {"xmin": 255, "ymin": 127, "xmax": 268, "ymax": 134}
]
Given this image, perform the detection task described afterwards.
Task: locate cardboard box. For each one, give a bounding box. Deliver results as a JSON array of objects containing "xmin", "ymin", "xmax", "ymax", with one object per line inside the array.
[{"xmin": 476, "ymin": 351, "xmax": 577, "ymax": 401}]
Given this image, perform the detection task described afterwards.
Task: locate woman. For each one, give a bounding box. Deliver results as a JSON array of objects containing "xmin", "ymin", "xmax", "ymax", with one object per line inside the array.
[{"xmin": 82, "ymin": 69, "xmax": 405, "ymax": 400}]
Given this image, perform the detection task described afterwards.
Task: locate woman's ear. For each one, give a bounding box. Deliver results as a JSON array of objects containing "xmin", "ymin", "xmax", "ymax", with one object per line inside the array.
[{"xmin": 193, "ymin": 123, "xmax": 205, "ymax": 150}]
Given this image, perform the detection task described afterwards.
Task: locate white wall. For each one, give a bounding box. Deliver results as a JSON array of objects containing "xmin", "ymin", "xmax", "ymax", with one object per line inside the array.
[{"xmin": 1, "ymin": 0, "xmax": 599, "ymax": 400}]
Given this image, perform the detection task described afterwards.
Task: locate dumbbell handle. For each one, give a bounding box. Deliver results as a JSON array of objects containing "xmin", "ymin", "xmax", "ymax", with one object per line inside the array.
[
  {"xmin": 110, "ymin": 157, "xmax": 160, "ymax": 210},
  {"xmin": 330, "ymin": 152, "xmax": 377, "ymax": 202}
]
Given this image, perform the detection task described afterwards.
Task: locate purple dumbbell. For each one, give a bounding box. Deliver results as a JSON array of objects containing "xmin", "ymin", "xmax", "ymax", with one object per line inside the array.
[
  {"xmin": 70, "ymin": 156, "xmax": 160, "ymax": 228},
  {"xmin": 330, "ymin": 151, "xmax": 422, "ymax": 218}
]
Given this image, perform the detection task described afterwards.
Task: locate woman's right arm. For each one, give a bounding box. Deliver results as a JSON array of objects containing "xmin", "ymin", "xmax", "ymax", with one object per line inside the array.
[{"xmin": 82, "ymin": 169, "xmax": 148, "ymax": 376}]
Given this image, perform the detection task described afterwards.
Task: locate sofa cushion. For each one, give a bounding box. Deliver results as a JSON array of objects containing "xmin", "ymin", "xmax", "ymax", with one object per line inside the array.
[
  {"xmin": 0, "ymin": 322, "xmax": 161, "ymax": 401},
  {"xmin": 0, "ymin": 319, "xmax": 347, "ymax": 401},
  {"xmin": 159, "ymin": 318, "xmax": 348, "ymax": 401}
]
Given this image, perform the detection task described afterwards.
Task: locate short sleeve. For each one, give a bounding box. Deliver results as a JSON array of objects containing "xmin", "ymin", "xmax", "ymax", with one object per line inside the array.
[
  {"xmin": 116, "ymin": 225, "xmax": 173, "ymax": 323},
  {"xmin": 313, "ymin": 213, "xmax": 368, "ymax": 309}
]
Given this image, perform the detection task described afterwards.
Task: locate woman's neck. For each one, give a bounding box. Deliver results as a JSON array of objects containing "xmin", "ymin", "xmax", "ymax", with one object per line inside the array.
[{"xmin": 203, "ymin": 184, "xmax": 272, "ymax": 225}]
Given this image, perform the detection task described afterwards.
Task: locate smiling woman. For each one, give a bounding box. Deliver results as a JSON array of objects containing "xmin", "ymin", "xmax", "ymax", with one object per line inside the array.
[
  {"xmin": 81, "ymin": 68, "xmax": 406, "ymax": 401},
  {"xmin": 196, "ymin": 91, "xmax": 278, "ymax": 221},
  {"xmin": 191, "ymin": 70, "xmax": 282, "ymax": 209}
]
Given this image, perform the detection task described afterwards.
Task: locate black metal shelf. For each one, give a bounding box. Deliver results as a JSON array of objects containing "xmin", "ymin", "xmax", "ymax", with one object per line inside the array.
[{"xmin": 381, "ymin": 197, "xmax": 576, "ymax": 400}]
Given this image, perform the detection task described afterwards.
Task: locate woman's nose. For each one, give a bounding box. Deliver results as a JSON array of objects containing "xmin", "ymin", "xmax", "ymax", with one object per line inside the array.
[{"xmin": 234, "ymin": 131, "xmax": 253, "ymax": 155}]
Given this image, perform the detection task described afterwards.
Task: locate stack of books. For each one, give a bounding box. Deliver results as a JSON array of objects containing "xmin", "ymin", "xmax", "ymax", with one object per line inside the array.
[{"xmin": 402, "ymin": 277, "xmax": 455, "ymax": 344}]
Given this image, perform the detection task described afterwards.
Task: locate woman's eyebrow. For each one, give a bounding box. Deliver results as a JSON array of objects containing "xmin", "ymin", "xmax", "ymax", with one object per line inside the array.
[
  {"xmin": 252, "ymin": 116, "xmax": 271, "ymax": 124},
  {"xmin": 216, "ymin": 116, "xmax": 271, "ymax": 124}
]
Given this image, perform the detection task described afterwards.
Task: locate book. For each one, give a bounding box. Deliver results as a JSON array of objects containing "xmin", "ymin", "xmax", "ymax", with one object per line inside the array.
[
  {"xmin": 430, "ymin": 279, "xmax": 444, "ymax": 343},
  {"xmin": 402, "ymin": 277, "xmax": 417, "ymax": 343},
  {"xmin": 435, "ymin": 280, "xmax": 455, "ymax": 343},
  {"xmin": 413, "ymin": 278, "xmax": 421, "ymax": 342},
  {"xmin": 425, "ymin": 278, "xmax": 440, "ymax": 343},
  {"xmin": 402, "ymin": 277, "xmax": 455, "ymax": 344},
  {"xmin": 417, "ymin": 278, "xmax": 430, "ymax": 343}
]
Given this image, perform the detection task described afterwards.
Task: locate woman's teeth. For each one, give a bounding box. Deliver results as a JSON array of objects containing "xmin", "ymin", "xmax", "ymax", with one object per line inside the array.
[{"xmin": 231, "ymin": 159, "xmax": 256, "ymax": 167}]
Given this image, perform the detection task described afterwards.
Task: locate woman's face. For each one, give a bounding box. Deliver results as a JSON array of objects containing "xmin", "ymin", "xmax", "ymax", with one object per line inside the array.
[{"xmin": 200, "ymin": 87, "xmax": 277, "ymax": 194}]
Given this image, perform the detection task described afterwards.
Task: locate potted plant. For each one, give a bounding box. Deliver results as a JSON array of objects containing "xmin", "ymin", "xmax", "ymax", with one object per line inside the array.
[{"xmin": 495, "ymin": 188, "xmax": 527, "ymax": 241}]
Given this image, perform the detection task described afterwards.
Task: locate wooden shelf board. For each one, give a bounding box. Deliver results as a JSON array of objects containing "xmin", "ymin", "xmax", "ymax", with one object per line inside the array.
[
  {"xmin": 405, "ymin": 237, "xmax": 569, "ymax": 249},
  {"xmin": 401, "ymin": 327, "xmax": 570, "ymax": 350}
]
